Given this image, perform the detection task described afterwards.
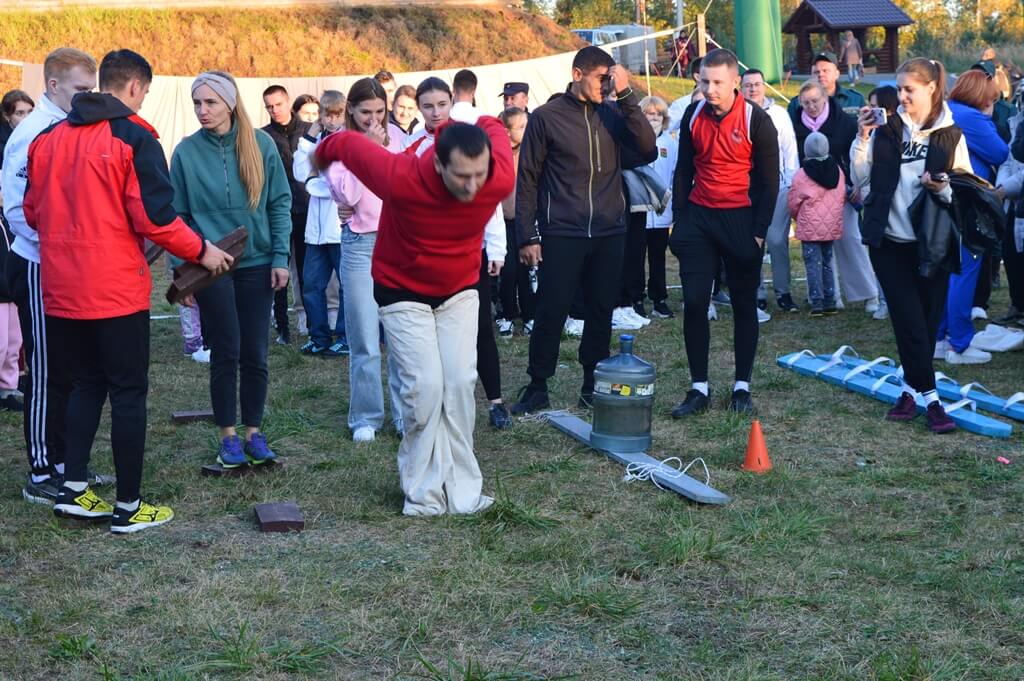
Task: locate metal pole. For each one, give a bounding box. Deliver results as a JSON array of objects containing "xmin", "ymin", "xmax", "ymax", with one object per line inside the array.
[{"xmin": 642, "ymin": 0, "xmax": 651, "ymax": 94}]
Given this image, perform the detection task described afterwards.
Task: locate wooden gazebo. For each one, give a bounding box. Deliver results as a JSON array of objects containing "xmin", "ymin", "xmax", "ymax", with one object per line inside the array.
[{"xmin": 783, "ymin": 0, "xmax": 914, "ymax": 74}]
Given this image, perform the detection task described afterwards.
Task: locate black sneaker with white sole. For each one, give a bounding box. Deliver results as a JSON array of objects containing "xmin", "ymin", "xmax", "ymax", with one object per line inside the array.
[
  {"xmin": 651, "ymin": 301, "xmax": 674, "ymax": 319},
  {"xmin": 110, "ymin": 500, "xmax": 174, "ymax": 534},
  {"xmin": 53, "ymin": 485, "xmax": 114, "ymax": 520},
  {"xmin": 671, "ymin": 389, "xmax": 711, "ymax": 418},
  {"xmin": 23, "ymin": 474, "xmax": 62, "ymax": 505}
]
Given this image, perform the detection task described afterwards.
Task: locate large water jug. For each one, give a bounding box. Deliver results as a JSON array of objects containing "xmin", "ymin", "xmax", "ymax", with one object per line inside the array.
[{"xmin": 590, "ymin": 335, "xmax": 655, "ymax": 453}]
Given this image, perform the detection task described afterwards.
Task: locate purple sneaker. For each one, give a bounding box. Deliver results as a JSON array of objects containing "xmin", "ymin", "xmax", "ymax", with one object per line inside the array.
[
  {"xmin": 925, "ymin": 402, "xmax": 957, "ymax": 434},
  {"xmin": 886, "ymin": 392, "xmax": 918, "ymax": 422},
  {"xmin": 244, "ymin": 433, "xmax": 277, "ymax": 464}
]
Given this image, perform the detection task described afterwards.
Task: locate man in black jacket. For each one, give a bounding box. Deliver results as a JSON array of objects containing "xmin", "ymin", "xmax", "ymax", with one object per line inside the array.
[
  {"xmin": 511, "ymin": 46, "xmax": 657, "ymax": 414},
  {"xmin": 669, "ymin": 49, "xmax": 779, "ymax": 417},
  {"xmin": 262, "ymin": 84, "xmax": 311, "ymax": 345}
]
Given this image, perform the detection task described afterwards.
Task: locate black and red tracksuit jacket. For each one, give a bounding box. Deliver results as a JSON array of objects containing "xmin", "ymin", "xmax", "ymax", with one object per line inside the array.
[
  {"xmin": 24, "ymin": 92, "xmax": 204, "ymax": 320},
  {"xmin": 671, "ymin": 92, "xmax": 780, "ymax": 239}
]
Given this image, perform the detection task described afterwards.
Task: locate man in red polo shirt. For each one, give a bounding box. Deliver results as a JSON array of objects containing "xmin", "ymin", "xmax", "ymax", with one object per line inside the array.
[{"xmin": 669, "ymin": 49, "xmax": 779, "ymax": 417}]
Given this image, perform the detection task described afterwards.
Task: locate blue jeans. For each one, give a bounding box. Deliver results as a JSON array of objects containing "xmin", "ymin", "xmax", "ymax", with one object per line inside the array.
[
  {"xmin": 341, "ymin": 226, "xmax": 402, "ymax": 432},
  {"xmin": 802, "ymin": 241, "xmax": 835, "ymax": 307},
  {"xmin": 302, "ymin": 243, "xmax": 345, "ymax": 348},
  {"xmin": 937, "ymin": 244, "xmax": 982, "ymax": 352}
]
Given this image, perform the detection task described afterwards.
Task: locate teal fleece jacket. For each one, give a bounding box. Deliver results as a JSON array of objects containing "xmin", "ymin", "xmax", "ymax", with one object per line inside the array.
[{"xmin": 169, "ymin": 122, "xmax": 292, "ymax": 269}]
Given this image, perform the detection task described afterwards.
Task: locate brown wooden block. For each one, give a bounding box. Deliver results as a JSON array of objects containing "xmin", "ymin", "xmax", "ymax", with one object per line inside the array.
[
  {"xmin": 165, "ymin": 227, "xmax": 249, "ymax": 304},
  {"xmin": 200, "ymin": 459, "xmax": 282, "ymax": 478},
  {"xmin": 171, "ymin": 409, "xmax": 216, "ymax": 425},
  {"xmin": 254, "ymin": 502, "xmax": 304, "ymax": 533}
]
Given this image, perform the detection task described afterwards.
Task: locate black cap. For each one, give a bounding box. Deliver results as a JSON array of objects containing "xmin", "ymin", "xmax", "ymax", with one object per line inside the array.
[
  {"xmin": 972, "ymin": 60, "xmax": 996, "ymax": 78},
  {"xmin": 501, "ymin": 82, "xmax": 529, "ymax": 97},
  {"xmin": 813, "ymin": 51, "xmax": 839, "ymax": 67}
]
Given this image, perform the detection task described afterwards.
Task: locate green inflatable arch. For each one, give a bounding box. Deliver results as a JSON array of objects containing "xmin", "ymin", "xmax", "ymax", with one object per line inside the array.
[{"xmin": 734, "ymin": 0, "xmax": 784, "ymax": 82}]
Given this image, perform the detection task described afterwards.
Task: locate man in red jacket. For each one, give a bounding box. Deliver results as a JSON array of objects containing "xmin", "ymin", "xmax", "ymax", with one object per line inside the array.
[
  {"xmin": 316, "ymin": 101, "xmax": 513, "ymax": 516},
  {"xmin": 24, "ymin": 50, "xmax": 233, "ymax": 533}
]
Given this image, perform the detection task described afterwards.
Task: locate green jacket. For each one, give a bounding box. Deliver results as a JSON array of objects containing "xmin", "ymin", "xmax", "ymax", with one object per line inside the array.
[{"xmin": 169, "ymin": 122, "xmax": 292, "ymax": 269}]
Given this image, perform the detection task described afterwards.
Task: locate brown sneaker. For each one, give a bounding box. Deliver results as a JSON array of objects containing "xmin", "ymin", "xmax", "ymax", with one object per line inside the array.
[
  {"xmin": 925, "ymin": 402, "xmax": 956, "ymax": 434},
  {"xmin": 886, "ymin": 392, "xmax": 918, "ymax": 421}
]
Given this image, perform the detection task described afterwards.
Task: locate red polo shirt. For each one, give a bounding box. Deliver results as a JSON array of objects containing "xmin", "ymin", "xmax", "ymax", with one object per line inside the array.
[{"xmin": 688, "ymin": 92, "xmax": 754, "ymax": 210}]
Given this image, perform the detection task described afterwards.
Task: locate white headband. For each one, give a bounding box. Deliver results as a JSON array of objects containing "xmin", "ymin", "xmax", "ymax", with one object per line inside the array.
[{"xmin": 191, "ymin": 72, "xmax": 238, "ymax": 111}]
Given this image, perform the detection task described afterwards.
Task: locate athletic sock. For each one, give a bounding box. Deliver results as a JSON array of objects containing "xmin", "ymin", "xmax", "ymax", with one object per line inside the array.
[
  {"xmin": 64, "ymin": 480, "xmax": 88, "ymax": 492},
  {"xmin": 921, "ymin": 390, "xmax": 939, "ymax": 405},
  {"xmin": 734, "ymin": 381, "xmax": 750, "ymax": 393},
  {"xmin": 116, "ymin": 499, "xmax": 140, "ymax": 512},
  {"xmin": 692, "ymin": 382, "xmax": 709, "ymax": 396},
  {"xmin": 54, "ymin": 463, "xmax": 65, "ymax": 475},
  {"xmin": 31, "ymin": 474, "xmax": 51, "ymax": 484}
]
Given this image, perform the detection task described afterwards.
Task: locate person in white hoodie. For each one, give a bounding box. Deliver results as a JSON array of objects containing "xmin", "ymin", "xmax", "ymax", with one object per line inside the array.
[
  {"xmin": 293, "ymin": 90, "xmax": 348, "ymax": 359},
  {"xmin": 637, "ymin": 95, "xmax": 677, "ymax": 320},
  {"xmin": 2, "ymin": 48, "xmax": 101, "ymax": 505},
  {"xmin": 742, "ymin": 68, "xmax": 801, "ymax": 314},
  {"xmin": 850, "ymin": 57, "xmax": 972, "ymax": 434}
]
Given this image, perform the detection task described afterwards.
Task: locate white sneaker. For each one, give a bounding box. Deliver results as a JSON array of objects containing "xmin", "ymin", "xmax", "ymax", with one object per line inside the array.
[
  {"xmin": 564, "ymin": 317, "xmax": 585, "ymax": 337},
  {"xmin": 945, "ymin": 346, "xmax": 992, "ymax": 365},
  {"xmin": 191, "ymin": 347, "xmax": 211, "ymax": 363},
  {"xmin": 708, "ymin": 302, "xmax": 718, "ymax": 321},
  {"xmin": 872, "ymin": 301, "xmax": 889, "ymax": 320},
  {"xmin": 865, "ymin": 297, "xmax": 880, "ymax": 314},
  {"xmin": 934, "ymin": 339, "xmax": 952, "ymax": 360},
  {"xmin": 971, "ymin": 306, "xmax": 988, "ymax": 320},
  {"xmin": 297, "ymin": 310, "xmax": 309, "ymax": 336},
  {"xmin": 623, "ymin": 307, "xmax": 651, "ymax": 327},
  {"xmin": 496, "ymin": 318, "xmax": 514, "ymax": 337},
  {"xmin": 757, "ymin": 307, "xmax": 772, "ymax": 324},
  {"xmin": 835, "ymin": 298, "xmax": 845, "ymax": 310},
  {"xmin": 353, "ymin": 426, "xmax": 376, "ymax": 442},
  {"xmin": 612, "ymin": 307, "xmax": 643, "ymax": 330}
]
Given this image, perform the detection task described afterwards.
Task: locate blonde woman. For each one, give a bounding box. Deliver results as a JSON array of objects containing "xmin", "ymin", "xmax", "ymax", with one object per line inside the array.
[{"xmin": 170, "ymin": 71, "xmax": 292, "ymax": 467}]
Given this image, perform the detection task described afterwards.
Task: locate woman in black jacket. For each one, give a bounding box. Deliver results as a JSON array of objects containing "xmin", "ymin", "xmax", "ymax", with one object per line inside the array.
[
  {"xmin": 791, "ymin": 80, "xmax": 880, "ymax": 311},
  {"xmin": 850, "ymin": 57, "xmax": 973, "ymax": 433}
]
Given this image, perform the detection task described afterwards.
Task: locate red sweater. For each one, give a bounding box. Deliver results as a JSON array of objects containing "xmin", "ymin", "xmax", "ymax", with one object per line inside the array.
[
  {"xmin": 688, "ymin": 93, "xmax": 754, "ymax": 210},
  {"xmin": 316, "ymin": 115, "xmax": 514, "ymax": 297}
]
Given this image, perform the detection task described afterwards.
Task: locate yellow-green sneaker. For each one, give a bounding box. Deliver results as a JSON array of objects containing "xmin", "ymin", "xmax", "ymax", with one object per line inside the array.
[
  {"xmin": 110, "ymin": 501, "xmax": 174, "ymax": 534},
  {"xmin": 53, "ymin": 486, "xmax": 114, "ymax": 520}
]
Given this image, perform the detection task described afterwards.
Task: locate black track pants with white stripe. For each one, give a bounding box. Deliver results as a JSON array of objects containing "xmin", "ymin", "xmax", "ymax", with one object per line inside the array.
[{"xmin": 5, "ymin": 252, "xmax": 69, "ymax": 476}]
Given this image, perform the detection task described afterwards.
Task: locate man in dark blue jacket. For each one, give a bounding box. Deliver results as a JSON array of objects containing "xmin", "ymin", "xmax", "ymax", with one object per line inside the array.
[{"xmin": 511, "ymin": 46, "xmax": 657, "ymax": 414}]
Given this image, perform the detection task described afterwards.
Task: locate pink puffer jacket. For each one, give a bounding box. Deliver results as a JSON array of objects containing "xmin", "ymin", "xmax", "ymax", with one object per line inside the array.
[{"xmin": 787, "ymin": 167, "xmax": 846, "ymax": 242}]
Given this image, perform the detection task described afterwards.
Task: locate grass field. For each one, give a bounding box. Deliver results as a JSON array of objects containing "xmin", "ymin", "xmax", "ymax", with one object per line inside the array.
[{"xmin": 1, "ymin": 249, "xmax": 1023, "ymax": 680}]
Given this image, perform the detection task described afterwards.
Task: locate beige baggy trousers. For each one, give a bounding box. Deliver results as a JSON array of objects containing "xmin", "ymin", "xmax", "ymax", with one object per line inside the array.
[{"xmin": 379, "ymin": 289, "xmax": 493, "ymax": 516}]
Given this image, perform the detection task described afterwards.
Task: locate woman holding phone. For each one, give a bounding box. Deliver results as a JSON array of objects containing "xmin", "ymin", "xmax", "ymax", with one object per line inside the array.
[{"xmin": 850, "ymin": 57, "xmax": 972, "ymax": 433}]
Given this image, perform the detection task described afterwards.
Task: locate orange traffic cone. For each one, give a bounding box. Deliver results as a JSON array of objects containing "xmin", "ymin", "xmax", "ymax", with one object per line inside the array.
[{"xmin": 742, "ymin": 419, "xmax": 772, "ymax": 473}]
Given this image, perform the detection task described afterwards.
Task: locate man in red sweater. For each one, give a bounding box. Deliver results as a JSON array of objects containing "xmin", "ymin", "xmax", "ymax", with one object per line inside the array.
[
  {"xmin": 668, "ymin": 49, "xmax": 779, "ymax": 417},
  {"xmin": 24, "ymin": 50, "xmax": 233, "ymax": 533},
  {"xmin": 315, "ymin": 101, "xmax": 514, "ymax": 516}
]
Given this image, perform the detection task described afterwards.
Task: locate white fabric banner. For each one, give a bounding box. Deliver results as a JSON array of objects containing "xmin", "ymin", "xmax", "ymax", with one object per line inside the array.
[{"xmin": 21, "ymin": 49, "xmax": 578, "ymax": 160}]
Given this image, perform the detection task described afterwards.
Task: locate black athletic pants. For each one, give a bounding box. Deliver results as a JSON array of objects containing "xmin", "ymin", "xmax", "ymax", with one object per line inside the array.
[
  {"xmin": 1004, "ymin": 211, "xmax": 1024, "ymax": 311},
  {"xmin": 5, "ymin": 251, "xmax": 68, "ymax": 476},
  {"xmin": 619, "ymin": 211, "xmax": 648, "ymax": 306},
  {"xmin": 869, "ymin": 239, "xmax": 950, "ymax": 393},
  {"xmin": 670, "ymin": 204, "xmax": 762, "ymax": 384},
  {"xmin": 273, "ymin": 212, "xmax": 306, "ymax": 334},
  {"xmin": 476, "ymin": 250, "xmax": 501, "ymax": 401},
  {"xmin": 498, "ymin": 219, "xmax": 536, "ymax": 322},
  {"xmin": 48, "ymin": 311, "xmax": 149, "ymax": 503},
  {"xmin": 527, "ymin": 233, "xmax": 625, "ymax": 388},
  {"xmin": 197, "ymin": 265, "xmax": 274, "ymax": 428}
]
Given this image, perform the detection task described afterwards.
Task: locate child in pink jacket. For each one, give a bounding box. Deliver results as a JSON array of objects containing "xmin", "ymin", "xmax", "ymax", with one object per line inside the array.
[{"xmin": 787, "ymin": 132, "xmax": 846, "ymax": 316}]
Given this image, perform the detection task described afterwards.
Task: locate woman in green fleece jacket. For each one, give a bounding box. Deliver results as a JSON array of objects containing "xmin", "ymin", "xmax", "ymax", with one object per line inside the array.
[{"xmin": 170, "ymin": 70, "xmax": 292, "ymax": 468}]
